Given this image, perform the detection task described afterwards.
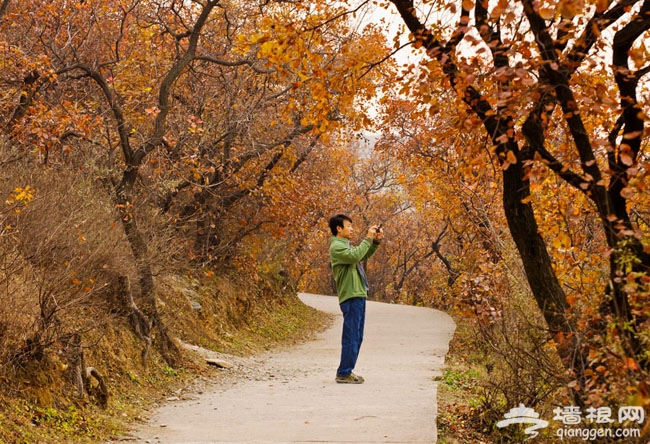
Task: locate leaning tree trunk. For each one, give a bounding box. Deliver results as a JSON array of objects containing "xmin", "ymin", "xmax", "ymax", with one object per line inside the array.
[
  {"xmin": 109, "ymin": 1, "xmax": 219, "ymax": 366},
  {"xmin": 115, "ymin": 168, "xmax": 178, "ymax": 368},
  {"xmin": 500, "ymin": 147, "xmax": 587, "ymax": 395}
]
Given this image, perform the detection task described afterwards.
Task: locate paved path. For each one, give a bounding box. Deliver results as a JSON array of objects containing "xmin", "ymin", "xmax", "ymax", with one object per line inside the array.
[{"xmin": 128, "ymin": 293, "xmax": 456, "ymax": 444}]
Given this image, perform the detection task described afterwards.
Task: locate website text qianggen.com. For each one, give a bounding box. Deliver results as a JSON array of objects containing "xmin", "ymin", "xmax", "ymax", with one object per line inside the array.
[{"xmin": 556, "ymin": 426, "xmax": 641, "ymax": 441}]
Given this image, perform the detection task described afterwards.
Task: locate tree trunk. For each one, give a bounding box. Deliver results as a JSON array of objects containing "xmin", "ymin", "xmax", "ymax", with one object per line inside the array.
[{"xmin": 115, "ymin": 169, "xmax": 178, "ymax": 367}]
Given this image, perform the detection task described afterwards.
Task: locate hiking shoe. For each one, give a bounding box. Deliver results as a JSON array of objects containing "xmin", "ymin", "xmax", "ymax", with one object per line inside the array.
[{"xmin": 335, "ymin": 373, "xmax": 364, "ymax": 384}]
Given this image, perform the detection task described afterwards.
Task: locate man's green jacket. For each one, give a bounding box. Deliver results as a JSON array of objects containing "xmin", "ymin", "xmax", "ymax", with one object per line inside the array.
[{"xmin": 329, "ymin": 236, "xmax": 379, "ymax": 304}]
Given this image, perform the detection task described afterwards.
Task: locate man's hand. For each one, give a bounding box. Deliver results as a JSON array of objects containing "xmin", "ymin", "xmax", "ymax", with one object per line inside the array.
[
  {"xmin": 368, "ymin": 224, "xmax": 383, "ymax": 241},
  {"xmin": 375, "ymin": 224, "xmax": 384, "ymax": 241}
]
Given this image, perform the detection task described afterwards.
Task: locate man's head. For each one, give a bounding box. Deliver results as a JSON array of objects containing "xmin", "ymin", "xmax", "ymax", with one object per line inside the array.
[{"xmin": 329, "ymin": 214, "xmax": 353, "ymax": 238}]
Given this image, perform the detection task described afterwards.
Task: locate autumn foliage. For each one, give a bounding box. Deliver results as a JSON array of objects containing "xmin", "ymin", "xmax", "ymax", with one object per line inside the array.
[
  {"xmin": 1, "ymin": 0, "xmax": 649, "ymax": 441},
  {"xmin": 0, "ymin": 0, "xmax": 392, "ymax": 437},
  {"xmin": 378, "ymin": 0, "xmax": 650, "ymax": 438}
]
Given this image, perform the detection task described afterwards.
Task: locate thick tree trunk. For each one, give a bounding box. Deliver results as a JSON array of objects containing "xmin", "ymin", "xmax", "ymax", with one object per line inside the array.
[
  {"xmin": 502, "ymin": 164, "xmax": 577, "ymax": 335},
  {"xmin": 115, "ymin": 170, "xmax": 178, "ymax": 367},
  {"xmin": 501, "ymin": 161, "xmax": 590, "ymax": 407},
  {"xmin": 105, "ymin": 1, "xmax": 218, "ymax": 367},
  {"xmin": 116, "ymin": 173, "xmax": 155, "ymax": 300}
]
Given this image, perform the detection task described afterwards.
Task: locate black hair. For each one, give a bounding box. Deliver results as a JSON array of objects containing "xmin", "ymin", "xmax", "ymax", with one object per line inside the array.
[{"xmin": 329, "ymin": 214, "xmax": 352, "ymax": 236}]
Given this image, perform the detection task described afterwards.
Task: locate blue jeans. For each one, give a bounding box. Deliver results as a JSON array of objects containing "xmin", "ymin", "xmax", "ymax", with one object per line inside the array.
[{"xmin": 337, "ymin": 297, "xmax": 366, "ymax": 377}]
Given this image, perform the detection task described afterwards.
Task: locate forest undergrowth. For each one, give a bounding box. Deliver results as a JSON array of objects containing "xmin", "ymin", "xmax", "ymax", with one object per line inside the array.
[{"xmin": 437, "ymin": 311, "xmax": 649, "ymax": 444}]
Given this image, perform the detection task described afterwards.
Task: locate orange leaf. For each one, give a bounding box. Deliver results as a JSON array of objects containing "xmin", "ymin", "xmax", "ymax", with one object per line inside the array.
[
  {"xmin": 620, "ymin": 152, "xmax": 634, "ymax": 166},
  {"xmin": 462, "ymin": 0, "xmax": 475, "ymax": 10},
  {"xmin": 625, "ymin": 357, "xmax": 639, "ymax": 371},
  {"xmin": 620, "ymin": 187, "xmax": 635, "ymax": 199}
]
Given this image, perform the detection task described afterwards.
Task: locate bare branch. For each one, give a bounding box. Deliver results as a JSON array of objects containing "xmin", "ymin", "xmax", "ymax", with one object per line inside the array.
[{"xmin": 195, "ymin": 54, "xmax": 275, "ymax": 73}]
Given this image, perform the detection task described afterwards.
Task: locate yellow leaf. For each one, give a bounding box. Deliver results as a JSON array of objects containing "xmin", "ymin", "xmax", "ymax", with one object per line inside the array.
[
  {"xmin": 552, "ymin": 232, "xmax": 571, "ymax": 249},
  {"xmin": 558, "ymin": 0, "xmax": 583, "ymax": 19},
  {"xmin": 259, "ymin": 41, "xmax": 275, "ymax": 55},
  {"xmin": 250, "ymin": 33, "xmax": 269, "ymax": 44},
  {"xmin": 595, "ymin": 0, "xmax": 609, "ymax": 12}
]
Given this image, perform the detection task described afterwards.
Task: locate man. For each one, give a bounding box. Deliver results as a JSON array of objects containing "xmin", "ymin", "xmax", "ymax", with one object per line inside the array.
[{"xmin": 328, "ymin": 214, "xmax": 383, "ymax": 384}]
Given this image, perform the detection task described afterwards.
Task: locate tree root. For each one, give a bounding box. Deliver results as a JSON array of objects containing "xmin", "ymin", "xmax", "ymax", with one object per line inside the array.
[
  {"xmin": 65, "ymin": 333, "xmax": 109, "ymax": 408},
  {"xmin": 86, "ymin": 366, "xmax": 109, "ymax": 408},
  {"xmin": 118, "ymin": 276, "xmax": 152, "ymax": 367}
]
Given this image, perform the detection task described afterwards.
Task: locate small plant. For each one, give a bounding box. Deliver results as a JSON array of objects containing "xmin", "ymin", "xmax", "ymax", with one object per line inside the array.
[
  {"xmin": 127, "ymin": 372, "xmax": 140, "ymax": 384},
  {"xmin": 163, "ymin": 366, "xmax": 178, "ymax": 377},
  {"xmin": 440, "ymin": 367, "xmax": 481, "ymax": 391}
]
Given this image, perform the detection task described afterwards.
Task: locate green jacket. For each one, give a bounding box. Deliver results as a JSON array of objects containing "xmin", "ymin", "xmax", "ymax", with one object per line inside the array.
[{"xmin": 329, "ymin": 236, "xmax": 379, "ymax": 304}]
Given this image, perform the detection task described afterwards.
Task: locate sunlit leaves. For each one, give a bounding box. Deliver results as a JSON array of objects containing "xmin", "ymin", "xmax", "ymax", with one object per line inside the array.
[
  {"xmin": 6, "ymin": 186, "xmax": 35, "ymax": 204},
  {"xmin": 239, "ymin": 2, "xmax": 394, "ymax": 133}
]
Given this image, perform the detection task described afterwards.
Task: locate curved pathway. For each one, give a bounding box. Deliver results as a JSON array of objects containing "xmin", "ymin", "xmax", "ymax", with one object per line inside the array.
[{"xmin": 128, "ymin": 293, "xmax": 456, "ymax": 444}]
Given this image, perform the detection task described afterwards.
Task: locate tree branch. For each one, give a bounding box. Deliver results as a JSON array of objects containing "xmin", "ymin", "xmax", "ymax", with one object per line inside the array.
[
  {"xmin": 195, "ymin": 54, "xmax": 275, "ymax": 74},
  {"xmin": 57, "ymin": 64, "xmax": 134, "ymax": 164},
  {"xmin": 139, "ymin": 0, "xmax": 220, "ymax": 163},
  {"xmin": 566, "ymin": 0, "xmax": 640, "ymax": 73}
]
